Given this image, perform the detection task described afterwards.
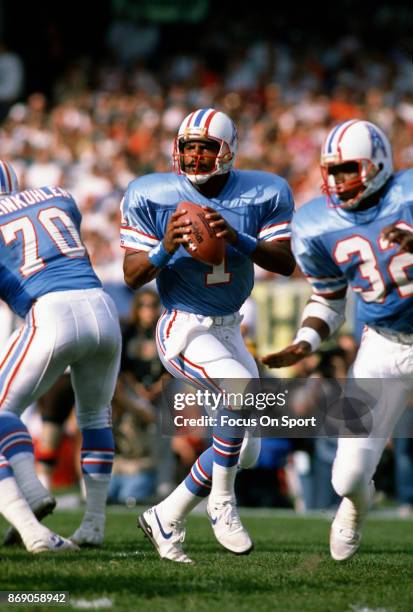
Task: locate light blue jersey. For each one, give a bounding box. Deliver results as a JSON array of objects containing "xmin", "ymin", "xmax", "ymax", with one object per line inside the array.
[
  {"xmin": 293, "ymin": 169, "xmax": 413, "ymax": 333},
  {"xmin": 0, "ymin": 186, "xmax": 101, "ymax": 317},
  {"xmin": 121, "ymin": 170, "xmax": 294, "ymax": 315}
]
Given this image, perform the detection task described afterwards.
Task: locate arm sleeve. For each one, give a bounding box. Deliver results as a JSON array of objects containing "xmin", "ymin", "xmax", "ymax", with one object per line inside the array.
[
  {"xmin": 257, "ymin": 179, "xmax": 294, "ymax": 242},
  {"xmin": 293, "ymin": 230, "xmax": 348, "ymax": 296},
  {"xmin": 120, "ymin": 187, "xmax": 160, "ymax": 252},
  {"xmin": 65, "ymin": 194, "xmax": 82, "ymax": 230}
]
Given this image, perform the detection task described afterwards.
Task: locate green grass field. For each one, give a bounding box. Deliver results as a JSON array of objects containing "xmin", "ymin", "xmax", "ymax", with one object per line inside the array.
[{"xmin": 0, "ymin": 508, "xmax": 412, "ymax": 611}]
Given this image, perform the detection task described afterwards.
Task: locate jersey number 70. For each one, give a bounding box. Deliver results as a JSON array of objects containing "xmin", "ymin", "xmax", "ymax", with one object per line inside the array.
[{"xmin": 0, "ymin": 206, "xmax": 85, "ymax": 277}]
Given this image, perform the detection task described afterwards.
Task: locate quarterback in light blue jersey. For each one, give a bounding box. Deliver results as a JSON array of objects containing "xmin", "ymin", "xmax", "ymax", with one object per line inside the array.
[
  {"xmin": 121, "ymin": 150, "xmax": 293, "ymax": 316},
  {"xmin": 121, "ymin": 108, "xmax": 296, "ymax": 563},
  {"xmin": 0, "ymin": 161, "xmax": 121, "ymax": 550},
  {"xmin": 263, "ymin": 119, "xmax": 413, "ymax": 562}
]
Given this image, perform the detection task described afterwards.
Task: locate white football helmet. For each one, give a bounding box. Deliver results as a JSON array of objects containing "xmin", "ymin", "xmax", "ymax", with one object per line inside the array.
[
  {"xmin": 321, "ymin": 120, "xmax": 393, "ymax": 209},
  {"xmin": 0, "ymin": 160, "xmax": 19, "ymax": 195},
  {"xmin": 173, "ymin": 108, "xmax": 238, "ymax": 184}
]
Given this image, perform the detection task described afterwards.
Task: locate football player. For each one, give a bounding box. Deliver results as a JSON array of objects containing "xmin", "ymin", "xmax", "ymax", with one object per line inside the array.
[
  {"xmin": 0, "ymin": 160, "xmax": 121, "ymax": 547},
  {"xmin": 121, "ymin": 108, "xmax": 296, "ymax": 562},
  {"xmin": 0, "ymin": 411, "xmax": 77, "ymax": 552},
  {"xmin": 262, "ymin": 120, "xmax": 413, "ymax": 561}
]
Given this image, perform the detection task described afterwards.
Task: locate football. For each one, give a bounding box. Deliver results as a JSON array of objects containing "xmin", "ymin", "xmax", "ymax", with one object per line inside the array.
[{"xmin": 176, "ymin": 201, "xmax": 225, "ymax": 266}]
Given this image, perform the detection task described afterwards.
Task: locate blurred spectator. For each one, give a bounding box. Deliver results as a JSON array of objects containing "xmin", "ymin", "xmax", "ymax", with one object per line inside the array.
[
  {"xmin": 236, "ymin": 438, "xmax": 294, "ymax": 507},
  {"xmin": 0, "ymin": 41, "xmax": 24, "ymax": 122},
  {"xmin": 23, "ymin": 147, "xmax": 64, "ymax": 188},
  {"xmin": 36, "ymin": 374, "xmax": 75, "ymax": 490},
  {"xmin": 108, "ymin": 377, "xmax": 157, "ymax": 505},
  {"xmin": 120, "ymin": 289, "xmax": 167, "ymax": 404},
  {"xmin": 393, "ymin": 401, "xmax": 413, "ymax": 516},
  {"xmin": 118, "ymin": 289, "xmax": 175, "ymax": 497},
  {"xmin": 336, "ymin": 333, "xmax": 358, "ymax": 371},
  {"xmin": 289, "ymin": 348, "xmax": 349, "ymax": 511}
]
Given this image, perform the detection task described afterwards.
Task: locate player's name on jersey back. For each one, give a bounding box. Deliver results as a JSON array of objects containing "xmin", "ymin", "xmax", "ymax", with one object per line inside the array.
[{"xmin": 0, "ymin": 187, "xmax": 70, "ymax": 217}]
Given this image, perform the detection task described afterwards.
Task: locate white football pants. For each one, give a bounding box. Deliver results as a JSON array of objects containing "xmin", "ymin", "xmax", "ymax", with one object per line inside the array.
[
  {"xmin": 332, "ymin": 326, "xmax": 413, "ymax": 498},
  {"xmin": 0, "ymin": 288, "xmax": 121, "ymax": 430},
  {"xmin": 156, "ymin": 309, "xmax": 261, "ymax": 466}
]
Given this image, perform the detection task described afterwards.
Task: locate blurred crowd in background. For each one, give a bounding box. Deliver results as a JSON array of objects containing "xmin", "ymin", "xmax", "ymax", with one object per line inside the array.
[{"xmin": 0, "ymin": 0, "xmax": 413, "ymax": 513}]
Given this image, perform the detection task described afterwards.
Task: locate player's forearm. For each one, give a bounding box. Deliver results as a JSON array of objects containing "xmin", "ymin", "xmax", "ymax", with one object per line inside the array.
[
  {"xmin": 224, "ymin": 227, "xmax": 295, "ymax": 275},
  {"xmin": 251, "ymin": 241, "xmax": 296, "ymax": 276},
  {"xmin": 294, "ymin": 293, "xmax": 347, "ymax": 351},
  {"xmin": 294, "ymin": 316, "xmax": 330, "ymax": 352},
  {"xmin": 123, "ymin": 240, "xmax": 176, "ymax": 289},
  {"xmin": 123, "ymin": 252, "xmax": 158, "ymax": 289},
  {"xmin": 301, "ymin": 316, "xmax": 331, "ymax": 339}
]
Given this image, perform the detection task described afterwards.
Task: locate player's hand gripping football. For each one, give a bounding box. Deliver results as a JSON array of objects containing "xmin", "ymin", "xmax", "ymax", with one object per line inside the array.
[
  {"xmin": 203, "ymin": 206, "xmax": 237, "ymax": 245},
  {"xmin": 381, "ymin": 223, "xmax": 413, "ymax": 253},
  {"xmin": 163, "ymin": 209, "xmax": 192, "ymax": 254},
  {"xmin": 261, "ymin": 341, "xmax": 312, "ymax": 368}
]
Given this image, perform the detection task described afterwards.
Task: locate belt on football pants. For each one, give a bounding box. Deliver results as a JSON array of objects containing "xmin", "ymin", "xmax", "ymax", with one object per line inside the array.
[
  {"xmin": 210, "ymin": 312, "xmax": 242, "ymax": 326},
  {"xmin": 371, "ymin": 326, "xmax": 413, "ymax": 345}
]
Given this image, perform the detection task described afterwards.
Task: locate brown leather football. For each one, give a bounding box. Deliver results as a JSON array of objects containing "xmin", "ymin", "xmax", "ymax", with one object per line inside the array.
[{"xmin": 176, "ymin": 201, "xmax": 225, "ymax": 266}]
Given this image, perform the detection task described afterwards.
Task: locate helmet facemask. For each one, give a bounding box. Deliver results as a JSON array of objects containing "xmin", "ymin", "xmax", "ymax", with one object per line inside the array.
[
  {"xmin": 173, "ymin": 135, "xmax": 234, "ymax": 185},
  {"xmin": 321, "ymin": 159, "xmax": 382, "ymax": 210}
]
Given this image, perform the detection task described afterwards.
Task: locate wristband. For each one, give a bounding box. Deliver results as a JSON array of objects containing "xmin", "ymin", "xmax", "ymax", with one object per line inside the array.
[
  {"xmin": 148, "ymin": 242, "xmax": 172, "ymax": 269},
  {"xmin": 234, "ymin": 232, "xmax": 257, "ymax": 256},
  {"xmin": 293, "ymin": 327, "xmax": 322, "ymax": 353}
]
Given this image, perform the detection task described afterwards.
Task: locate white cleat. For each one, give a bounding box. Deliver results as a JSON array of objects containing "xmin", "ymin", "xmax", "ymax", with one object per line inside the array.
[
  {"xmin": 138, "ymin": 506, "xmax": 193, "ymax": 564},
  {"xmin": 329, "ymin": 521, "xmax": 361, "ymax": 561},
  {"xmin": 330, "ymin": 482, "xmax": 375, "ymax": 561},
  {"xmin": 3, "ymin": 495, "xmax": 56, "ymax": 547},
  {"xmin": 207, "ymin": 498, "xmax": 253, "ymax": 554},
  {"xmin": 27, "ymin": 531, "xmax": 79, "ymax": 554},
  {"xmin": 70, "ymin": 512, "xmax": 105, "ymax": 547}
]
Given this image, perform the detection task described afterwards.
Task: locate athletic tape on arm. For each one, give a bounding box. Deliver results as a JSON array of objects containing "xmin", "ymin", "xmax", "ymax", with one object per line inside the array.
[{"xmin": 300, "ymin": 294, "xmax": 346, "ymax": 335}]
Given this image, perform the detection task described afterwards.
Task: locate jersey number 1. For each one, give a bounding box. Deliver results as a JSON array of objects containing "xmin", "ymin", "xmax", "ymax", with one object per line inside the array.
[{"xmin": 206, "ymin": 257, "xmax": 231, "ymax": 285}]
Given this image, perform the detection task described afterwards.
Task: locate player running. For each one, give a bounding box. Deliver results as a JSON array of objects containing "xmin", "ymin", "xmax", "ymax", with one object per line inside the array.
[{"xmin": 262, "ymin": 120, "xmax": 413, "ymax": 561}]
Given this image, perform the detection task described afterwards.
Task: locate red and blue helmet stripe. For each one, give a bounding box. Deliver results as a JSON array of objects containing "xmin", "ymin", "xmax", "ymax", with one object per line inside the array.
[
  {"xmin": 322, "ymin": 120, "xmax": 360, "ymax": 158},
  {"xmin": 0, "ymin": 161, "xmax": 19, "ymax": 195},
  {"xmin": 184, "ymin": 108, "xmax": 218, "ymax": 132}
]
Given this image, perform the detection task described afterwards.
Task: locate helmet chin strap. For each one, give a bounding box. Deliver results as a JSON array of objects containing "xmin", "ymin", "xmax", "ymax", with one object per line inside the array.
[
  {"xmin": 338, "ymin": 194, "xmax": 366, "ymax": 210},
  {"xmin": 186, "ymin": 173, "xmax": 212, "ymax": 185}
]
